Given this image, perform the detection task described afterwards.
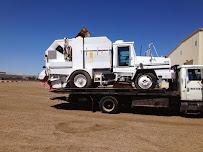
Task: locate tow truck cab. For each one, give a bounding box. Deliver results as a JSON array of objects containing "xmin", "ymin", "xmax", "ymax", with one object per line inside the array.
[{"xmin": 179, "ymin": 65, "xmax": 203, "ymax": 114}]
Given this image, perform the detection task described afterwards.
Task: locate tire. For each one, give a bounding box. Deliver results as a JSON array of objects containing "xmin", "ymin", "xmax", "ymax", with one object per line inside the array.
[
  {"xmin": 134, "ymin": 73, "xmax": 157, "ymax": 89},
  {"xmin": 99, "ymin": 96, "xmax": 119, "ymax": 114},
  {"xmin": 69, "ymin": 71, "xmax": 92, "ymax": 88}
]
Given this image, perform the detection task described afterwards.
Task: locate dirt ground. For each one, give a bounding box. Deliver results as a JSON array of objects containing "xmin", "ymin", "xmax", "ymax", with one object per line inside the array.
[{"xmin": 0, "ymin": 81, "xmax": 203, "ymax": 152}]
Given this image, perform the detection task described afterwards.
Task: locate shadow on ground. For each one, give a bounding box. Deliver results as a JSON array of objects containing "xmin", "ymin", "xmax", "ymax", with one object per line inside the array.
[
  {"xmin": 51, "ymin": 101, "xmax": 94, "ymax": 111},
  {"xmin": 51, "ymin": 100, "xmax": 189, "ymax": 117}
]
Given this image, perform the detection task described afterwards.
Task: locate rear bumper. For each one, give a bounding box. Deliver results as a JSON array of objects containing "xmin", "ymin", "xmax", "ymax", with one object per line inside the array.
[{"xmin": 180, "ymin": 101, "xmax": 203, "ymax": 114}]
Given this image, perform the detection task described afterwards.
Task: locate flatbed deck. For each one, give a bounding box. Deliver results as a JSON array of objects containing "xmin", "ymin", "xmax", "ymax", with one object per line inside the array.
[{"xmin": 51, "ymin": 88, "xmax": 178, "ymax": 97}]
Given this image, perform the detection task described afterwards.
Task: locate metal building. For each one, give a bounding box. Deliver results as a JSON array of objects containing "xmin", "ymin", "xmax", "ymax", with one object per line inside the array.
[{"xmin": 168, "ymin": 28, "xmax": 203, "ymax": 65}]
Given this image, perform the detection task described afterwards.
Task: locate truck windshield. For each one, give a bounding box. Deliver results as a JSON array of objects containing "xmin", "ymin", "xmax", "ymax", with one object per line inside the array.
[
  {"xmin": 118, "ymin": 46, "xmax": 130, "ymax": 66},
  {"xmin": 188, "ymin": 69, "xmax": 202, "ymax": 81}
]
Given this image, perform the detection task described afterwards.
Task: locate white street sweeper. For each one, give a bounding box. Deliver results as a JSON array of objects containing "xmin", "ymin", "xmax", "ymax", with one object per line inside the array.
[{"xmin": 39, "ymin": 31, "xmax": 173, "ymax": 89}]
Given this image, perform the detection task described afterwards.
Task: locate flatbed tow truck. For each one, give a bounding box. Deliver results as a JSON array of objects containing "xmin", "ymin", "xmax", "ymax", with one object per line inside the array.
[{"xmin": 50, "ymin": 65, "xmax": 203, "ymax": 115}]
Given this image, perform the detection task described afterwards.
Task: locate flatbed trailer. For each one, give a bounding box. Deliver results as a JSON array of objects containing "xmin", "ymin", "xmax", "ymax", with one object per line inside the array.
[{"xmin": 51, "ymin": 88, "xmax": 181, "ymax": 114}]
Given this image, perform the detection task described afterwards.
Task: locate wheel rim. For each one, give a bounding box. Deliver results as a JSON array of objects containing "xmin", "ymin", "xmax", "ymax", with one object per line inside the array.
[
  {"xmin": 103, "ymin": 100, "xmax": 115, "ymax": 112},
  {"xmin": 138, "ymin": 75, "xmax": 153, "ymax": 89},
  {"xmin": 73, "ymin": 74, "xmax": 87, "ymax": 88}
]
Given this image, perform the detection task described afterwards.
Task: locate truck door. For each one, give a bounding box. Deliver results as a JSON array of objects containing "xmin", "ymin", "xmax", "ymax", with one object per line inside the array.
[
  {"xmin": 186, "ymin": 68, "xmax": 203, "ymax": 101},
  {"xmin": 113, "ymin": 45, "xmax": 135, "ymax": 74}
]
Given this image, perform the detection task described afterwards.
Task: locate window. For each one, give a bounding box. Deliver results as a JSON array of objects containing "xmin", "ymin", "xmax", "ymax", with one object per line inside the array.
[
  {"xmin": 48, "ymin": 50, "xmax": 56, "ymax": 59},
  {"xmin": 195, "ymin": 40, "xmax": 197, "ymax": 46},
  {"xmin": 56, "ymin": 45, "xmax": 63, "ymax": 54},
  {"xmin": 118, "ymin": 46, "xmax": 130, "ymax": 66},
  {"xmin": 188, "ymin": 69, "xmax": 202, "ymax": 81}
]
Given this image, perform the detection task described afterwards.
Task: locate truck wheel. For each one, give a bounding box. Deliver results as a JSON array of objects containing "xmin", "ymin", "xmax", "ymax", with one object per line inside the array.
[
  {"xmin": 69, "ymin": 71, "xmax": 92, "ymax": 88},
  {"xmin": 134, "ymin": 73, "xmax": 156, "ymax": 89},
  {"xmin": 99, "ymin": 96, "xmax": 119, "ymax": 114}
]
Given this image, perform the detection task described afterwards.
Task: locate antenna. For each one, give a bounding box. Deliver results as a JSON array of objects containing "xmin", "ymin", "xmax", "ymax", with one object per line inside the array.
[{"xmin": 139, "ymin": 45, "xmax": 142, "ymax": 56}]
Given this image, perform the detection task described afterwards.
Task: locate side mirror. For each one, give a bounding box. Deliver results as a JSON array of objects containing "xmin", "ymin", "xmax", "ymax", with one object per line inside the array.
[{"xmin": 43, "ymin": 66, "xmax": 46, "ymax": 69}]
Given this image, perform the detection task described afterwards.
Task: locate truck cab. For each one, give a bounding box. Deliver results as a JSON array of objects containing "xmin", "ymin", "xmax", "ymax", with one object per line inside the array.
[
  {"xmin": 112, "ymin": 40, "xmax": 172, "ymax": 89},
  {"xmin": 179, "ymin": 65, "xmax": 203, "ymax": 114},
  {"xmin": 113, "ymin": 41, "xmax": 136, "ymax": 75}
]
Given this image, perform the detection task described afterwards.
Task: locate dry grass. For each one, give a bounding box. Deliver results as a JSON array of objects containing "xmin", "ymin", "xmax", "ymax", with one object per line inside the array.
[{"xmin": 0, "ymin": 81, "xmax": 203, "ymax": 152}]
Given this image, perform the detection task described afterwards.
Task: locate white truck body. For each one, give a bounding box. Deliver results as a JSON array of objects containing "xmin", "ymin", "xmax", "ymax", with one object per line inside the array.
[{"xmin": 39, "ymin": 36, "xmax": 173, "ymax": 89}]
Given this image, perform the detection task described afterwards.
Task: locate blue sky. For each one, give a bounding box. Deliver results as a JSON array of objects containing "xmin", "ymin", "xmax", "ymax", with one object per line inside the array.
[{"xmin": 0, "ymin": 0, "xmax": 203, "ymax": 75}]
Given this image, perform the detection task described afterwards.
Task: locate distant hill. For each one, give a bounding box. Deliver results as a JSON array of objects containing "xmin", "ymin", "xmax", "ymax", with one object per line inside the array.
[{"xmin": 0, "ymin": 72, "xmax": 37, "ymax": 80}]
